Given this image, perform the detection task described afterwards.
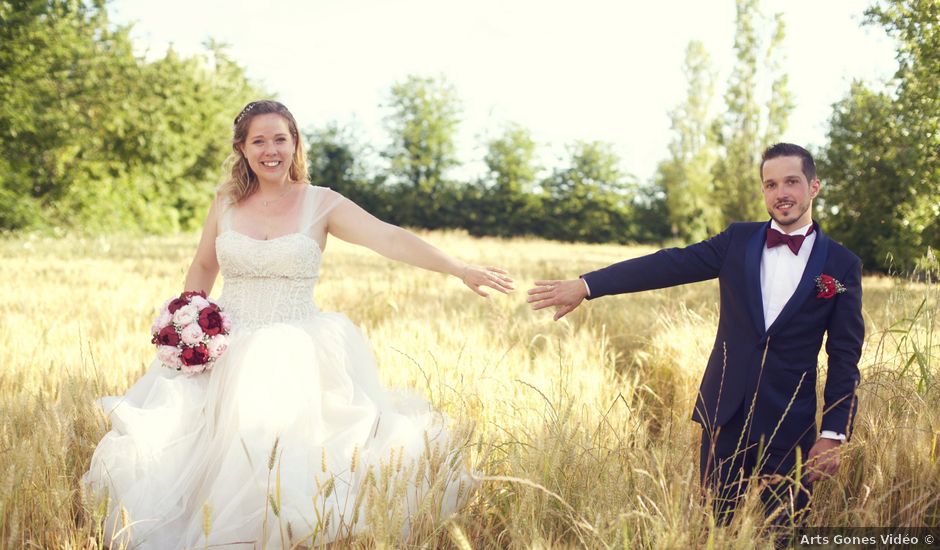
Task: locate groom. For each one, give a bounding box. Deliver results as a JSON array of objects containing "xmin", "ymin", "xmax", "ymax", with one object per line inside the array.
[{"xmin": 528, "ymin": 143, "xmax": 863, "ymax": 523}]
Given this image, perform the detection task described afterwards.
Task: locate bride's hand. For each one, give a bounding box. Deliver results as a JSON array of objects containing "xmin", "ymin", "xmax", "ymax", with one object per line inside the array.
[{"xmin": 460, "ymin": 265, "xmax": 515, "ymax": 297}]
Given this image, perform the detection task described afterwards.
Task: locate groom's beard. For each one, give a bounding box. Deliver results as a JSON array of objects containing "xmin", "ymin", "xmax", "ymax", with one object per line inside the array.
[{"xmin": 767, "ymin": 200, "xmax": 811, "ymax": 231}]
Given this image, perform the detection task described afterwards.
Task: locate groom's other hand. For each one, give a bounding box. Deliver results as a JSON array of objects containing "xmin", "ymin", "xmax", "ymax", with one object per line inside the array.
[
  {"xmin": 527, "ymin": 279, "xmax": 589, "ymax": 321},
  {"xmin": 806, "ymin": 438, "xmax": 842, "ymax": 482}
]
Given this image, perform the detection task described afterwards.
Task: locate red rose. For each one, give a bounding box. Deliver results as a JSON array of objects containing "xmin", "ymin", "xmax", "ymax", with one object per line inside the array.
[
  {"xmin": 198, "ymin": 308, "xmax": 224, "ymax": 336},
  {"xmin": 168, "ymin": 291, "xmax": 206, "ymax": 313},
  {"xmin": 153, "ymin": 325, "xmax": 181, "ymax": 346},
  {"xmin": 816, "ymin": 274, "xmax": 837, "ymax": 299},
  {"xmin": 181, "ymin": 344, "xmax": 210, "ymax": 366},
  {"xmin": 167, "ymin": 297, "xmax": 189, "ymax": 313}
]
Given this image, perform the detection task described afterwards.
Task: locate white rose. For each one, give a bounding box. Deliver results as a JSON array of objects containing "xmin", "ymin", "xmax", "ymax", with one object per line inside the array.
[
  {"xmin": 180, "ymin": 323, "xmax": 205, "ymax": 346},
  {"xmin": 173, "ymin": 304, "xmax": 198, "ymax": 326},
  {"xmin": 190, "ymin": 295, "xmax": 210, "ymax": 310}
]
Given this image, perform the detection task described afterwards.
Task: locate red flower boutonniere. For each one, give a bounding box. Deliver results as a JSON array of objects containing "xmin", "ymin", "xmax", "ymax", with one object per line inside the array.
[{"xmin": 815, "ymin": 274, "xmax": 847, "ymax": 299}]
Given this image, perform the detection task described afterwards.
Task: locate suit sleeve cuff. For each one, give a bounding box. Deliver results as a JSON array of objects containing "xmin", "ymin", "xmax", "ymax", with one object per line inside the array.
[
  {"xmin": 820, "ymin": 430, "xmax": 846, "ymax": 442},
  {"xmin": 580, "ymin": 277, "xmax": 591, "ymax": 297}
]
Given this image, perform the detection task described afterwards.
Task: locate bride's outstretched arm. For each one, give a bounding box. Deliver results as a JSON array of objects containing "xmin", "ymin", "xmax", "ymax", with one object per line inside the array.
[
  {"xmin": 183, "ymin": 195, "xmax": 222, "ymax": 294},
  {"xmin": 327, "ymin": 198, "xmax": 514, "ymax": 297}
]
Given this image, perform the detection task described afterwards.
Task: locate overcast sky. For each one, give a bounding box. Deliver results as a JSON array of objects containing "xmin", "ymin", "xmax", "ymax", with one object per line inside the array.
[{"xmin": 110, "ymin": 0, "xmax": 899, "ymax": 183}]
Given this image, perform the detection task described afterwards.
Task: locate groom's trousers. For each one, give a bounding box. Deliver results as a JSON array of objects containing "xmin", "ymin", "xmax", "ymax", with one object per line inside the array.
[{"xmin": 699, "ymin": 402, "xmax": 814, "ymax": 526}]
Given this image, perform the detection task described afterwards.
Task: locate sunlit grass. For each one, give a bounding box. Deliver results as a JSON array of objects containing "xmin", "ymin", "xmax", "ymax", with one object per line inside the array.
[{"xmin": 0, "ymin": 230, "xmax": 937, "ymax": 548}]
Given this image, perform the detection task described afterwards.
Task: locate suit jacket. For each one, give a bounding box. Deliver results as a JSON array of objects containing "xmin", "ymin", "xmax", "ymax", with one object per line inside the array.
[{"xmin": 582, "ymin": 221, "xmax": 864, "ymax": 451}]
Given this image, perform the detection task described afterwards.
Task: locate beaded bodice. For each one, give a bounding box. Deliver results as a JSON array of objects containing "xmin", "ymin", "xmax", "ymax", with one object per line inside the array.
[
  {"xmin": 216, "ymin": 232, "xmax": 322, "ymax": 329},
  {"xmin": 215, "ymin": 185, "xmax": 343, "ymax": 331}
]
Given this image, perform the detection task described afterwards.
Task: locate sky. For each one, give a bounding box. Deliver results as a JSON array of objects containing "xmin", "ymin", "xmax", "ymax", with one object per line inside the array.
[{"xmin": 109, "ymin": 0, "xmax": 899, "ymax": 184}]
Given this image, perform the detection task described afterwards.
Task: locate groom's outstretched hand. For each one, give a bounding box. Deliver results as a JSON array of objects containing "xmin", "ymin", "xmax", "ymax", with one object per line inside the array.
[
  {"xmin": 527, "ymin": 279, "xmax": 589, "ymax": 321},
  {"xmin": 806, "ymin": 438, "xmax": 843, "ymax": 482}
]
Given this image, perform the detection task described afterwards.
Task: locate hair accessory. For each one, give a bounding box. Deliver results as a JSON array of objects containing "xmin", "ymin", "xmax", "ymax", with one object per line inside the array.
[{"xmin": 234, "ymin": 102, "xmax": 257, "ymax": 126}]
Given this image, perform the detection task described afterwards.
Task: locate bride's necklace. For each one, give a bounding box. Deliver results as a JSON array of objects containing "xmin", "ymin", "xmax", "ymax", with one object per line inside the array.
[{"xmin": 260, "ymin": 183, "xmax": 293, "ymax": 207}]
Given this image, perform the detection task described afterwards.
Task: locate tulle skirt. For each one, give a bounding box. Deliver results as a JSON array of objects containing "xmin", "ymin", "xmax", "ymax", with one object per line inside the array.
[{"xmin": 83, "ymin": 312, "xmax": 474, "ymax": 549}]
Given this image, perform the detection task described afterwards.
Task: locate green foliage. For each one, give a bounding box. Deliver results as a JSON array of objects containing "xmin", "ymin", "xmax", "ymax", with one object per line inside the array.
[
  {"xmin": 541, "ymin": 141, "xmax": 638, "ymax": 243},
  {"xmin": 469, "ymin": 123, "xmax": 544, "ymax": 237},
  {"xmin": 310, "ymin": 77, "xmax": 657, "ymax": 245},
  {"xmin": 632, "ymin": 183, "xmax": 672, "ymax": 243},
  {"xmin": 4, "ymin": 0, "xmax": 934, "ymax": 262},
  {"xmin": 656, "ymin": 1, "xmax": 794, "ymax": 245},
  {"xmin": 306, "ymin": 123, "xmax": 388, "ymax": 217},
  {"xmin": 818, "ymin": 84, "xmax": 911, "ymax": 269},
  {"xmin": 307, "ymin": 114, "xmax": 658, "ymax": 244},
  {"xmin": 820, "ymin": 0, "xmax": 939, "ymax": 272},
  {"xmin": 657, "ymin": 41, "xmax": 722, "ymax": 243},
  {"xmin": 0, "ymin": 1, "xmax": 261, "ymax": 233},
  {"xmin": 712, "ymin": 0, "xmax": 793, "ymax": 225},
  {"xmin": 382, "ymin": 75, "xmax": 462, "ymax": 229}
]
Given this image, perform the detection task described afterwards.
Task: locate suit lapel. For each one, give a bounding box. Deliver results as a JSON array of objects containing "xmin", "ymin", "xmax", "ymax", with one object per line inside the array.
[
  {"xmin": 745, "ymin": 222, "xmax": 768, "ymax": 335},
  {"xmin": 767, "ymin": 222, "xmax": 830, "ymax": 335}
]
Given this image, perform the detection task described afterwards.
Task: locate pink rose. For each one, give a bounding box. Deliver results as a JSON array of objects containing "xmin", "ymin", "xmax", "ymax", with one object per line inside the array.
[
  {"xmin": 156, "ymin": 345, "xmax": 182, "ymax": 369},
  {"xmin": 172, "ymin": 304, "xmax": 198, "ymax": 326},
  {"xmin": 151, "ymin": 309, "xmax": 173, "ymax": 336},
  {"xmin": 207, "ymin": 335, "xmax": 228, "ymax": 359},
  {"xmin": 180, "ymin": 323, "xmax": 205, "ymax": 346}
]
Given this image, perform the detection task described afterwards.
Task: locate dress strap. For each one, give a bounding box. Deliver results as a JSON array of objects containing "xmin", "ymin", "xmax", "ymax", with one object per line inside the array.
[
  {"xmin": 299, "ymin": 185, "xmax": 346, "ymax": 236},
  {"xmin": 217, "ymin": 193, "xmax": 235, "ymax": 234}
]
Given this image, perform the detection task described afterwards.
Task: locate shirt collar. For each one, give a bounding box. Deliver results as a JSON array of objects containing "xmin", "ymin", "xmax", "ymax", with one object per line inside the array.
[{"xmin": 770, "ymin": 219, "xmax": 814, "ymax": 237}]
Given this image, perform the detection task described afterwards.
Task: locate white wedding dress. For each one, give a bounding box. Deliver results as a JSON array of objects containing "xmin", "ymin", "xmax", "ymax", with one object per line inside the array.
[{"xmin": 83, "ymin": 185, "xmax": 473, "ymax": 549}]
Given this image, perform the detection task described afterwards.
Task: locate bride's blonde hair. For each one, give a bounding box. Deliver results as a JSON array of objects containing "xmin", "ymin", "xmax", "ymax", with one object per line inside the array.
[{"xmin": 220, "ymin": 100, "xmax": 309, "ymax": 204}]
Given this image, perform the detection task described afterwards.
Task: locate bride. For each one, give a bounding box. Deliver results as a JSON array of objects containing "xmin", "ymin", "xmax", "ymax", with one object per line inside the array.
[{"xmin": 83, "ymin": 100, "xmax": 514, "ymax": 548}]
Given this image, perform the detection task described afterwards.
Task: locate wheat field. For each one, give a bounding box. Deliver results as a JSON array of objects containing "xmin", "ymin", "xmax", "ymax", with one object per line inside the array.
[{"xmin": 0, "ymin": 230, "xmax": 937, "ymax": 549}]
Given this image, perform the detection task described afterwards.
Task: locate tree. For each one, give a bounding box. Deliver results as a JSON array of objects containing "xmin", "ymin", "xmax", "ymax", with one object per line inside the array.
[
  {"xmin": 542, "ymin": 141, "xmax": 637, "ymax": 243},
  {"xmin": 307, "ymin": 123, "xmax": 364, "ymax": 195},
  {"xmin": 382, "ymin": 75, "xmax": 462, "ymax": 228},
  {"xmin": 0, "ymin": 0, "xmax": 128, "ymax": 229},
  {"xmin": 818, "ymin": 83, "xmax": 909, "ymax": 269},
  {"xmin": 471, "ymin": 123, "xmax": 543, "ymax": 237},
  {"xmin": 0, "ymin": 0, "xmax": 261, "ymax": 233},
  {"xmin": 820, "ymin": 0, "xmax": 939, "ymax": 271},
  {"xmin": 656, "ymin": 41, "xmax": 722, "ymax": 242},
  {"xmin": 306, "ymin": 123, "xmax": 397, "ymax": 222},
  {"xmin": 712, "ymin": 0, "xmax": 793, "ymax": 225}
]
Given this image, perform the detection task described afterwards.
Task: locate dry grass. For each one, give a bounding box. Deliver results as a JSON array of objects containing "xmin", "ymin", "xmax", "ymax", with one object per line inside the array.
[{"xmin": 0, "ymin": 230, "xmax": 937, "ymax": 548}]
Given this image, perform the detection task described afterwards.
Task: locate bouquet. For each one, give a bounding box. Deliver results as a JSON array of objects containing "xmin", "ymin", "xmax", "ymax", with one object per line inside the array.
[{"xmin": 151, "ymin": 290, "xmax": 232, "ymax": 375}]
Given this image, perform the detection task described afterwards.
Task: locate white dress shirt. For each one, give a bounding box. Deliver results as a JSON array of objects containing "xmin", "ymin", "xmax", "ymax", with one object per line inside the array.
[
  {"xmin": 760, "ymin": 220, "xmax": 816, "ymax": 330},
  {"xmin": 581, "ymin": 221, "xmax": 845, "ymax": 441},
  {"xmin": 760, "ymin": 220, "xmax": 845, "ymax": 442}
]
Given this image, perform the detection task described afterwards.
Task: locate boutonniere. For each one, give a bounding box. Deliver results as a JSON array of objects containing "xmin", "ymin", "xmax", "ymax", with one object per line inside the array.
[{"xmin": 815, "ymin": 274, "xmax": 846, "ymax": 299}]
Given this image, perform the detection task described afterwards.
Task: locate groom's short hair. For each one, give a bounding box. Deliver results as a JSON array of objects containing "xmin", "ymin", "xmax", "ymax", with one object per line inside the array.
[{"xmin": 760, "ymin": 143, "xmax": 817, "ymax": 182}]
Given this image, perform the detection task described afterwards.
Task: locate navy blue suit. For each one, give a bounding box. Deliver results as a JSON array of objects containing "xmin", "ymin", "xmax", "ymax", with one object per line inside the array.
[{"xmin": 582, "ymin": 221, "xmax": 863, "ymax": 519}]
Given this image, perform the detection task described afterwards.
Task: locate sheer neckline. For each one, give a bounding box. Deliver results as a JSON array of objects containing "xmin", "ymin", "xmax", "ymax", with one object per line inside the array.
[{"xmin": 216, "ymin": 229, "xmax": 324, "ymax": 256}]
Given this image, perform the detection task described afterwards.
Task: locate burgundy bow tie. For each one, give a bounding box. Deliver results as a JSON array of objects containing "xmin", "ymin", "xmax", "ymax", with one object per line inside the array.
[{"xmin": 766, "ymin": 226, "xmax": 814, "ymax": 255}]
